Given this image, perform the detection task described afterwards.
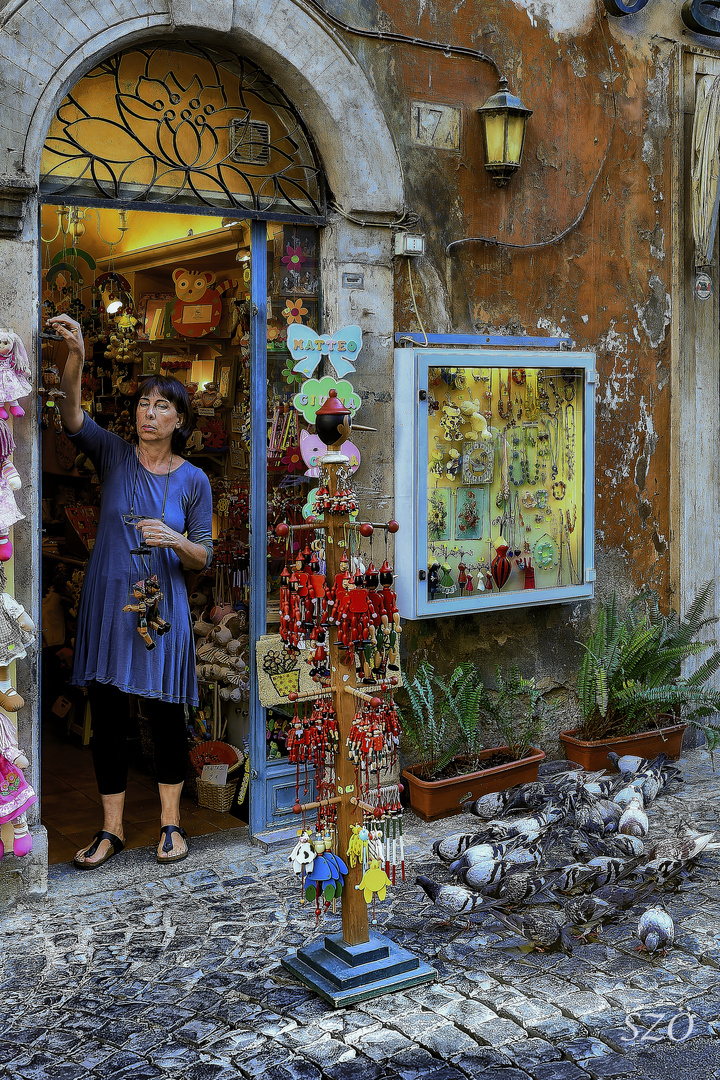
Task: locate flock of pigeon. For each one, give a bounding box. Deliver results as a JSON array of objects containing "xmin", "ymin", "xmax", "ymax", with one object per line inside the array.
[{"xmin": 416, "ymin": 752, "xmax": 716, "ymax": 955}]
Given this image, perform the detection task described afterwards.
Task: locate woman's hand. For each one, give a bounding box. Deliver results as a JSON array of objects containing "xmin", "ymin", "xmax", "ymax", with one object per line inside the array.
[
  {"xmin": 47, "ymin": 314, "xmax": 85, "ymax": 363},
  {"xmin": 136, "ymin": 518, "xmax": 183, "ymax": 550}
]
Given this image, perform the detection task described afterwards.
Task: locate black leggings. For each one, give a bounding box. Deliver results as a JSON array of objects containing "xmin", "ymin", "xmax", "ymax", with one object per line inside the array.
[{"xmin": 87, "ymin": 682, "xmax": 188, "ymax": 795}]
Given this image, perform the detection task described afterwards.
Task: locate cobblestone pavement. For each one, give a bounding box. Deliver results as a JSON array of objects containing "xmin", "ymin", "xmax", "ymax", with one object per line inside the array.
[{"xmin": 4, "ymin": 749, "xmax": 720, "ymax": 1079}]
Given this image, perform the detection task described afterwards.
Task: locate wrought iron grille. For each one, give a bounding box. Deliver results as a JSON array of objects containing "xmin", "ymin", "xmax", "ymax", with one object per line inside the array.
[{"xmin": 40, "ymin": 42, "xmax": 325, "ymax": 217}]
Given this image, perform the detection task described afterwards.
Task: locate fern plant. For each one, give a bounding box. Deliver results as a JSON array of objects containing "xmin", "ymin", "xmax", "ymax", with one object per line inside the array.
[
  {"xmin": 434, "ymin": 661, "xmax": 488, "ymax": 773},
  {"xmin": 396, "ymin": 662, "xmax": 456, "ymax": 779},
  {"xmin": 577, "ymin": 581, "xmax": 720, "ymax": 744},
  {"xmin": 479, "ymin": 665, "xmax": 549, "ymax": 761}
]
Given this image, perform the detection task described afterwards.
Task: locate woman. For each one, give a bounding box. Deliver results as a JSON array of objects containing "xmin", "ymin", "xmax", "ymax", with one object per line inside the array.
[{"xmin": 49, "ymin": 313, "xmax": 213, "ymax": 868}]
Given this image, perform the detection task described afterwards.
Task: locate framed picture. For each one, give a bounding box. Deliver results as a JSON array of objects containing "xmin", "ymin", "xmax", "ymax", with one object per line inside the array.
[
  {"xmin": 138, "ymin": 293, "xmax": 174, "ymax": 340},
  {"xmin": 215, "ymin": 354, "xmax": 238, "ymax": 402},
  {"xmin": 142, "ymin": 351, "xmax": 162, "ymax": 375}
]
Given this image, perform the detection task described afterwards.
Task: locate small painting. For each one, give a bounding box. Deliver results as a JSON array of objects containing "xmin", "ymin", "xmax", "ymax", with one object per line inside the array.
[
  {"xmin": 455, "ymin": 487, "xmax": 482, "ymax": 540},
  {"xmin": 428, "ymin": 487, "xmax": 451, "ymax": 542}
]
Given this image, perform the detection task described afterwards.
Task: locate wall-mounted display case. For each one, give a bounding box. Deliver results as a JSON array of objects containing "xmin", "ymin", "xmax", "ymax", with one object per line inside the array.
[{"xmin": 394, "ymin": 347, "xmax": 596, "ymax": 618}]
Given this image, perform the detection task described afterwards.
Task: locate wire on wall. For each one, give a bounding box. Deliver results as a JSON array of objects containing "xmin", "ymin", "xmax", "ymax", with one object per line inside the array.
[
  {"xmin": 445, "ymin": 0, "xmax": 619, "ymax": 255},
  {"xmin": 406, "ymin": 259, "xmax": 429, "ymax": 347}
]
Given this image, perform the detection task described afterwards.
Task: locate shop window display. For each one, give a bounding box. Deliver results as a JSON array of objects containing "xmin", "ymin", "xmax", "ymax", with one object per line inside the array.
[{"xmin": 394, "ymin": 348, "xmax": 596, "ymax": 618}]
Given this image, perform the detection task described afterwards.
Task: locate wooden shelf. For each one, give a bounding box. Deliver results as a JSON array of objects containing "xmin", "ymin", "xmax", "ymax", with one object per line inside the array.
[{"xmin": 97, "ymin": 222, "xmax": 250, "ymax": 275}]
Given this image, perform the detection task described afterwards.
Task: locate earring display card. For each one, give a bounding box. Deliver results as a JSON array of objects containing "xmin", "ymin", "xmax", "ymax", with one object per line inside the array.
[{"xmin": 394, "ymin": 348, "xmax": 596, "ymax": 618}]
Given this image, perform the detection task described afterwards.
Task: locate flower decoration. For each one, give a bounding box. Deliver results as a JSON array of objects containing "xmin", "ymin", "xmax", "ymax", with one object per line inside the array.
[
  {"xmin": 282, "ymin": 245, "xmax": 306, "ymax": 271},
  {"xmin": 281, "ymin": 361, "xmax": 304, "ymax": 386},
  {"xmin": 283, "ymin": 298, "xmax": 308, "ymax": 324},
  {"xmin": 281, "ymin": 444, "xmax": 304, "ymax": 473},
  {"xmin": 267, "ymin": 323, "xmax": 280, "ymax": 342}
]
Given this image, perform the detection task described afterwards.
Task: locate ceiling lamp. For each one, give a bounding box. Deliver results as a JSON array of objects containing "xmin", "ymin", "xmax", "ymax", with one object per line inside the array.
[{"xmin": 478, "ymin": 77, "xmax": 533, "ymax": 187}]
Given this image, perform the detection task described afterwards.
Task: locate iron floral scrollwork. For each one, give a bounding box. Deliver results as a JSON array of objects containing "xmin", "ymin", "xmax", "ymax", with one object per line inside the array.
[{"xmin": 41, "ymin": 42, "xmax": 324, "ymax": 216}]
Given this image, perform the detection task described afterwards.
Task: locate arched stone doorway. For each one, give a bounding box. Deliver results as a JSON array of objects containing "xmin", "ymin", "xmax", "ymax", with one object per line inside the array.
[{"xmin": 0, "ymin": 0, "xmax": 403, "ymax": 899}]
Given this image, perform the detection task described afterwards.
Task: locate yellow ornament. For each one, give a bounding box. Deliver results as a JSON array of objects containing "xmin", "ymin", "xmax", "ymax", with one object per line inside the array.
[
  {"xmin": 346, "ymin": 824, "xmax": 364, "ymax": 869},
  {"xmin": 355, "ymin": 859, "xmax": 392, "ymax": 902}
]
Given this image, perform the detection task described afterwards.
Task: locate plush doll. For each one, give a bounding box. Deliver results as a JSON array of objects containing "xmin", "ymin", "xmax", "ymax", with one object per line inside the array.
[
  {"xmin": 0, "ymin": 565, "xmax": 34, "ymax": 710},
  {"xmin": 0, "ymin": 709, "xmax": 36, "ymax": 857},
  {"xmin": 0, "ymin": 330, "xmax": 31, "ymax": 419}
]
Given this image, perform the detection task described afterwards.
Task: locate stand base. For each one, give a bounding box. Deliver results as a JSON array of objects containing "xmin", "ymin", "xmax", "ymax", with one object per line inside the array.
[{"xmin": 280, "ymin": 931, "xmax": 436, "ymax": 1008}]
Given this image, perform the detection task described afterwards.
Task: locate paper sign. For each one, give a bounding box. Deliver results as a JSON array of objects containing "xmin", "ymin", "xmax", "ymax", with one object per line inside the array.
[{"xmin": 201, "ymin": 763, "xmax": 229, "ymax": 786}]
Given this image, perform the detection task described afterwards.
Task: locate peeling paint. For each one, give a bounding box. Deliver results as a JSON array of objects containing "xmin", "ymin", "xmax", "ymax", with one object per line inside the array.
[{"xmin": 510, "ymin": 0, "xmax": 594, "ymax": 37}]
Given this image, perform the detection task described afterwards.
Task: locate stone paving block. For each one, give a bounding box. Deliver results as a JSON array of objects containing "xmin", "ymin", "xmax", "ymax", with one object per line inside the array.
[
  {"xmin": 526, "ymin": 1016, "xmax": 588, "ymax": 1043},
  {"xmin": 471, "ymin": 1017, "xmax": 529, "ymax": 1047},
  {"xmin": 480, "ymin": 1069, "xmax": 534, "ymax": 1080},
  {"xmin": 387, "ymin": 1009, "xmax": 446, "ymax": 1040},
  {"xmin": 561, "ymin": 1037, "xmax": 613, "ymax": 1062},
  {"xmin": 558, "ymin": 993, "xmax": 613, "ymax": 1020},
  {"xmin": 452, "ymin": 1050, "xmax": 516, "ymax": 1076},
  {"xmin": 293, "ymin": 1038, "xmax": 356, "ymax": 1068},
  {"xmin": 321, "ymin": 1055, "xmax": 386, "ymax": 1080},
  {"xmin": 504, "ymin": 1037, "xmax": 562, "ymax": 1069},
  {"xmin": 499, "ymin": 999, "xmax": 563, "ymax": 1026},
  {"xmin": 533, "ymin": 1064, "xmax": 590, "ymax": 1080},
  {"xmin": 186, "ymin": 1065, "xmax": 240, "ymax": 1080},
  {"xmin": 360, "ymin": 993, "xmax": 418, "ymax": 1021},
  {"xmin": 436, "ymin": 997, "xmax": 499, "ymax": 1029},
  {"xmin": 580, "ymin": 1055, "xmax": 639, "ymax": 1078},
  {"xmin": 173, "ymin": 1018, "xmax": 227, "ymax": 1044},
  {"xmin": 407, "ymin": 984, "xmax": 465, "ymax": 1010},
  {"xmin": 237, "ymin": 1046, "xmax": 296, "ymax": 1077},
  {"xmin": 263, "ymin": 1061, "xmax": 324, "ymax": 1080},
  {"xmin": 414, "ymin": 1020, "xmax": 481, "ymax": 1058},
  {"xmin": 389, "ymin": 1046, "xmax": 453, "ymax": 1078},
  {"xmin": 354, "ymin": 1026, "xmax": 415, "ymax": 1061}
]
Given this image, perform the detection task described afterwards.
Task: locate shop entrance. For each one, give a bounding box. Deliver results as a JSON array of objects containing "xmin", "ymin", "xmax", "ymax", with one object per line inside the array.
[{"xmin": 37, "ymin": 41, "xmax": 325, "ymax": 863}]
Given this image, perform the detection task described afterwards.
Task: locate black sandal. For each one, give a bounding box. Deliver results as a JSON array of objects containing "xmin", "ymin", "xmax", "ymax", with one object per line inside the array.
[
  {"xmin": 73, "ymin": 830, "xmax": 125, "ymax": 870},
  {"xmin": 157, "ymin": 824, "xmax": 189, "ymax": 864}
]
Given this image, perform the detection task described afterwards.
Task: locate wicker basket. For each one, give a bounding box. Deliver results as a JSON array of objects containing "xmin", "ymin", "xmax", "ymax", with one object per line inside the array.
[
  {"xmin": 195, "ymin": 743, "xmax": 244, "ymax": 813},
  {"xmin": 196, "ymin": 776, "xmax": 239, "ymax": 812}
]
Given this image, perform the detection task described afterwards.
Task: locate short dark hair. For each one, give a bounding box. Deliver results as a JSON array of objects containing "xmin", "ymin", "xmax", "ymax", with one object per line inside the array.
[{"xmin": 132, "ymin": 375, "xmax": 195, "ymax": 453}]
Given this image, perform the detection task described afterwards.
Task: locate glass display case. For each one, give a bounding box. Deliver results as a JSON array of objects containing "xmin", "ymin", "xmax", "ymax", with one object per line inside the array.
[{"xmin": 394, "ymin": 347, "xmax": 596, "ymax": 618}]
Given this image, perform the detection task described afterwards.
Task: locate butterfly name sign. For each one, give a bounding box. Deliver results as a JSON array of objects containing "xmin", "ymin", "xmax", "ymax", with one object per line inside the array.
[{"xmin": 288, "ymin": 324, "xmax": 363, "ymax": 379}]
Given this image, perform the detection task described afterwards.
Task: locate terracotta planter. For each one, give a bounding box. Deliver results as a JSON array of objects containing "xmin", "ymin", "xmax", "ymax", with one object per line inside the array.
[
  {"xmin": 402, "ymin": 746, "xmax": 546, "ymax": 822},
  {"xmin": 559, "ymin": 724, "xmax": 687, "ymax": 772}
]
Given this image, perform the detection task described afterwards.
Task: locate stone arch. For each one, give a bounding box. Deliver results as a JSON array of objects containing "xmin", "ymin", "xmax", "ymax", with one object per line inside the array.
[{"xmin": 0, "ymin": 0, "xmax": 404, "ymax": 217}]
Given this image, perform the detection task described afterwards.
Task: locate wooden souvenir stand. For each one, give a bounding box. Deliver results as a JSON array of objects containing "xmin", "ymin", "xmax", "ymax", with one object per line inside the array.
[{"xmin": 280, "ymin": 442, "xmax": 435, "ymax": 1007}]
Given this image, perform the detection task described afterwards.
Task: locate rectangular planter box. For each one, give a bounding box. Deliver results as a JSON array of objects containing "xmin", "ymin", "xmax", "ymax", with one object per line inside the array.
[
  {"xmin": 559, "ymin": 724, "xmax": 686, "ymax": 772},
  {"xmin": 402, "ymin": 745, "xmax": 546, "ymax": 822}
]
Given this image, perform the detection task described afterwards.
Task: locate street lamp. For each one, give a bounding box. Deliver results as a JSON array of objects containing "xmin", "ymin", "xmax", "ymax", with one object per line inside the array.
[{"xmin": 478, "ymin": 77, "xmax": 533, "ymax": 187}]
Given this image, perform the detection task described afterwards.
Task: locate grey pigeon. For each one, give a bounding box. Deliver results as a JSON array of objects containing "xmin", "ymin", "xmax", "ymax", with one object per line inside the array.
[
  {"xmin": 433, "ymin": 831, "xmax": 484, "ymax": 863},
  {"xmin": 637, "ymin": 905, "xmax": 675, "ymax": 954},
  {"xmin": 462, "ymin": 857, "xmax": 512, "ymax": 892},
  {"xmin": 415, "ymin": 875, "xmax": 501, "ymax": 922},
  {"xmin": 486, "ymin": 870, "xmax": 558, "ymax": 906},
  {"xmin": 491, "ymin": 909, "xmax": 574, "ymax": 952}
]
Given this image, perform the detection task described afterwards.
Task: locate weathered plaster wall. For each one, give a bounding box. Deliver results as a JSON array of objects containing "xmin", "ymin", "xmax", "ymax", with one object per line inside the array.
[{"xmin": 325, "ymin": 0, "xmax": 680, "ymax": 749}]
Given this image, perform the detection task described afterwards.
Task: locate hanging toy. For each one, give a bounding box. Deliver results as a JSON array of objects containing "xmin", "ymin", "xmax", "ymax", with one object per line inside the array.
[
  {"xmin": 0, "ymin": 709, "xmax": 36, "ymax": 857},
  {"xmin": 346, "ymin": 822, "xmax": 368, "ymax": 869},
  {"xmin": 0, "ymin": 422, "xmax": 20, "ymax": 562},
  {"xmin": 355, "ymin": 858, "xmax": 393, "ymax": 924},
  {"xmin": 491, "ymin": 535, "xmax": 512, "ymax": 590},
  {"xmin": 0, "ymin": 330, "xmax": 31, "ymax": 419},
  {"xmin": 0, "ymin": 565, "xmax": 34, "ymax": 712},
  {"xmin": 122, "ymin": 576, "xmax": 170, "ymax": 651},
  {"xmin": 288, "ymin": 829, "xmax": 315, "ymax": 875}
]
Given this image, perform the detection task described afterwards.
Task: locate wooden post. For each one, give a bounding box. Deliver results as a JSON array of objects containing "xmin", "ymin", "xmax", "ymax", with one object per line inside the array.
[{"xmin": 324, "ymin": 455, "xmax": 370, "ymax": 947}]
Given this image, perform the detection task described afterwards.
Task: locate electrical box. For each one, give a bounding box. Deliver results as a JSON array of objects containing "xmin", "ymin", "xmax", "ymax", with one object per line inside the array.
[
  {"xmin": 394, "ymin": 233, "xmax": 425, "ymax": 256},
  {"xmin": 394, "ymin": 347, "xmax": 596, "ymax": 618}
]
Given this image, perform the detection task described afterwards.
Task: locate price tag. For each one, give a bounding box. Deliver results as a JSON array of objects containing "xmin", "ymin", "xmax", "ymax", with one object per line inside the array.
[{"xmin": 201, "ymin": 764, "xmax": 229, "ymax": 786}]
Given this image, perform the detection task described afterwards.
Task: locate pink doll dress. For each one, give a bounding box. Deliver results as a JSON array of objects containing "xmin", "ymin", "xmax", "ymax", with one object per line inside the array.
[
  {"xmin": 0, "ymin": 363, "xmax": 30, "ymax": 404},
  {"xmin": 0, "ymin": 478, "xmax": 22, "ymax": 536},
  {"xmin": 0, "ymin": 754, "xmax": 36, "ymax": 824}
]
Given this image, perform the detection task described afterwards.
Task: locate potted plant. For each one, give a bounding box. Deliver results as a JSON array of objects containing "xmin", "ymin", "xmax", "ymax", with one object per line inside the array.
[
  {"xmin": 399, "ymin": 662, "xmax": 546, "ymax": 821},
  {"xmin": 562, "ymin": 581, "xmax": 720, "ymax": 770}
]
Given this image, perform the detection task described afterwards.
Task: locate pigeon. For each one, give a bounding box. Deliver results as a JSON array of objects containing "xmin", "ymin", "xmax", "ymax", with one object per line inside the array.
[
  {"xmin": 462, "ymin": 857, "xmax": 513, "ymax": 892},
  {"xmin": 465, "ymin": 791, "xmax": 510, "ymax": 819},
  {"xmin": 607, "ymin": 752, "xmax": 647, "ymax": 775},
  {"xmin": 472, "ymin": 804, "xmax": 568, "ymax": 844},
  {"xmin": 486, "ymin": 870, "xmax": 558, "ymax": 906},
  {"xmin": 619, "ymin": 798, "xmax": 649, "ymax": 838},
  {"xmin": 433, "ymin": 831, "xmax": 484, "ymax": 863},
  {"xmin": 588, "ymin": 833, "xmax": 645, "ymax": 859},
  {"xmin": 570, "ymin": 789, "xmax": 608, "ymax": 836},
  {"xmin": 552, "ymin": 861, "xmax": 599, "ymax": 893},
  {"xmin": 595, "ymin": 799, "xmax": 623, "ymax": 833},
  {"xmin": 415, "ymin": 875, "xmax": 502, "ymax": 923},
  {"xmin": 448, "ymin": 838, "xmax": 524, "ymax": 877},
  {"xmin": 491, "ymin": 909, "xmax": 574, "ymax": 952},
  {"xmin": 614, "ymin": 783, "xmax": 646, "ymax": 810},
  {"xmin": 563, "ymin": 893, "xmax": 614, "ymax": 931},
  {"xmin": 639, "ymin": 831, "xmax": 717, "ymax": 883},
  {"xmin": 584, "ymin": 854, "xmax": 644, "ymax": 888},
  {"xmin": 637, "ymin": 905, "xmax": 675, "ymax": 954},
  {"xmin": 593, "ymin": 882, "xmax": 653, "ymax": 910}
]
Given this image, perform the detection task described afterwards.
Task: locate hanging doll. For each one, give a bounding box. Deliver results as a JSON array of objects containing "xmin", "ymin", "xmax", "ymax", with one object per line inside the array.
[
  {"xmin": 0, "ymin": 565, "xmax": 35, "ymax": 712},
  {"xmin": 123, "ymin": 576, "xmax": 171, "ymax": 650},
  {"xmin": 0, "ymin": 421, "xmax": 21, "ymax": 562},
  {"xmin": 0, "ymin": 329, "xmax": 31, "ymax": 420},
  {"xmin": 0, "ymin": 709, "xmax": 36, "ymax": 857}
]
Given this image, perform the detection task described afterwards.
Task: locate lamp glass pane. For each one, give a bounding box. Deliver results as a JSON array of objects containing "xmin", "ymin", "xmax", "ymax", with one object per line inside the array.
[
  {"xmin": 505, "ymin": 114, "xmax": 526, "ymax": 164},
  {"xmin": 483, "ymin": 113, "xmax": 507, "ymax": 164}
]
